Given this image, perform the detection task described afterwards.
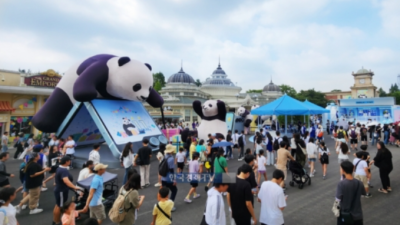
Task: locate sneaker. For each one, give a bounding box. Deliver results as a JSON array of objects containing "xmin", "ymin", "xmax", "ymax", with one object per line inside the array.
[
  {"xmin": 184, "ymin": 198, "xmax": 192, "ymax": 203},
  {"xmin": 145, "ymin": 183, "xmax": 150, "ymax": 187},
  {"xmin": 323, "ymin": 176, "xmax": 326, "ymax": 180},
  {"xmin": 29, "ymin": 208, "xmax": 43, "ymax": 214},
  {"xmin": 15, "ymin": 205, "xmax": 21, "ymax": 214},
  {"xmin": 193, "ymin": 194, "xmax": 201, "ymax": 199},
  {"xmin": 365, "ymin": 193, "xmax": 372, "ymax": 198},
  {"xmin": 238, "ymin": 158, "xmax": 243, "ymax": 161},
  {"xmin": 171, "ymin": 207, "xmax": 176, "ymax": 212},
  {"xmin": 310, "ymin": 174, "xmax": 314, "ymax": 177},
  {"xmin": 41, "ymin": 187, "xmax": 48, "ymax": 192},
  {"xmin": 21, "ymin": 204, "xmax": 27, "ymax": 210},
  {"xmin": 368, "ymin": 184, "xmax": 374, "ymax": 188},
  {"xmin": 154, "ymin": 183, "xmax": 161, "ymax": 187},
  {"xmin": 313, "ymin": 169, "xmax": 316, "ymax": 174}
]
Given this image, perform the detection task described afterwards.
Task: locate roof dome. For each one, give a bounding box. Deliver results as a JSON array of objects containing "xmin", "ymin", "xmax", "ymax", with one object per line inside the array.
[
  {"xmin": 212, "ymin": 64, "xmax": 226, "ymax": 75},
  {"xmin": 263, "ymin": 80, "xmax": 281, "ymax": 92},
  {"xmin": 167, "ymin": 67, "xmax": 195, "ymax": 84},
  {"xmin": 203, "ymin": 61, "xmax": 236, "ymax": 86},
  {"xmin": 355, "ymin": 68, "xmax": 370, "ymax": 74}
]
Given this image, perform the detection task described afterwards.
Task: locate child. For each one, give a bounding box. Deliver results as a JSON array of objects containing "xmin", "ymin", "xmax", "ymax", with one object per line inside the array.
[
  {"xmin": 175, "ymin": 147, "xmax": 186, "ymax": 174},
  {"xmin": 184, "ymin": 152, "xmax": 201, "ymax": 203},
  {"xmin": 0, "ymin": 187, "xmax": 18, "ymax": 225},
  {"xmin": 318, "ymin": 141, "xmax": 330, "ymax": 180},
  {"xmin": 306, "ymin": 137, "xmax": 318, "ymax": 177},
  {"xmin": 353, "ymin": 152, "xmax": 372, "ymax": 198},
  {"xmin": 358, "ymin": 145, "xmax": 373, "ymax": 188},
  {"xmin": 257, "ymin": 150, "xmax": 267, "ymax": 185},
  {"xmin": 61, "ymin": 202, "xmax": 83, "ymax": 225},
  {"xmin": 152, "ymin": 187, "xmax": 174, "ymax": 225}
]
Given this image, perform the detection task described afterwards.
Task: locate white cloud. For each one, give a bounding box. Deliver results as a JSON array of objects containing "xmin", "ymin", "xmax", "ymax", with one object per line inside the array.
[{"xmin": 380, "ymin": 0, "xmax": 400, "ymax": 38}]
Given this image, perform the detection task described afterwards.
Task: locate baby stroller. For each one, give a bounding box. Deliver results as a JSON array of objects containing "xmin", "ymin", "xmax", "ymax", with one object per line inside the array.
[
  {"xmin": 74, "ymin": 172, "xmax": 119, "ymax": 210},
  {"xmin": 288, "ymin": 161, "xmax": 311, "ymax": 189}
]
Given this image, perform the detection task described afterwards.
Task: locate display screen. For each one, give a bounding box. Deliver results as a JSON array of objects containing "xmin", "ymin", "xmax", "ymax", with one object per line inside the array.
[
  {"xmin": 60, "ymin": 105, "xmax": 104, "ymax": 146},
  {"xmin": 91, "ymin": 99, "xmax": 162, "ymax": 145},
  {"xmin": 338, "ymin": 106, "xmax": 393, "ymax": 124}
]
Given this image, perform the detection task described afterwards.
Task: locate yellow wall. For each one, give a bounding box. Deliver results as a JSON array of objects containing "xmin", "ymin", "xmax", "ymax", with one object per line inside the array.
[{"xmin": 0, "ymin": 71, "xmax": 21, "ymax": 87}]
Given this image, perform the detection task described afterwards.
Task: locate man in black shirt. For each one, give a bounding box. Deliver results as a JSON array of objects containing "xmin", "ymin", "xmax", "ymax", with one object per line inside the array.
[
  {"xmin": 360, "ymin": 124, "xmax": 368, "ymax": 145},
  {"xmin": 237, "ymin": 155, "xmax": 258, "ymax": 196},
  {"xmin": 134, "ymin": 138, "xmax": 152, "ymax": 188},
  {"xmin": 228, "ymin": 164, "xmax": 257, "ymax": 225}
]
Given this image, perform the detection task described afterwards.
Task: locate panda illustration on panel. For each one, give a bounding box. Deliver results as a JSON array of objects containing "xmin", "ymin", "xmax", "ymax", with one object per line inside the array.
[
  {"xmin": 31, "ymin": 54, "xmax": 164, "ymax": 132},
  {"xmin": 237, "ymin": 106, "xmax": 253, "ymax": 134},
  {"xmin": 193, "ymin": 100, "xmax": 227, "ymax": 141},
  {"xmin": 122, "ymin": 117, "xmax": 137, "ymax": 136}
]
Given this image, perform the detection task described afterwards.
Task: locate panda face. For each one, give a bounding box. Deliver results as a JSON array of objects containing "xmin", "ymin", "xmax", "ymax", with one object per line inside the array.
[
  {"xmin": 106, "ymin": 57, "xmax": 153, "ymax": 102},
  {"xmin": 122, "ymin": 117, "xmax": 131, "ymax": 125},
  {"xmin": 202, "ymin": 100, "xmax": 219, "ymax": 117},
  {"xmin": 237, "ymin": 106, "xmax": 246, "ymax": 116}
]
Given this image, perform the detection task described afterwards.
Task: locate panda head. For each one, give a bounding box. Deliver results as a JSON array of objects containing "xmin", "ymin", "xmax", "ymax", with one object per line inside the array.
[
  {"xmin": 202, "ymin": 100, "xmax": 219, "ymax": 117},
  {"xmin": 237, "ymin": 106, "xmax": 247, "ymax": 116},
  {"xmin": 122, "ymin": 117, "xmax": 131, "ymax": 125},
  {"xmin": 106, "ymin": 57, "xmax": 154, "ymax": 102}
]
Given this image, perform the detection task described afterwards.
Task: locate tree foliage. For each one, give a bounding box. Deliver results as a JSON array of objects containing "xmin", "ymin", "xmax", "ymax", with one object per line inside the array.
[
  {"xmin": 195, "ymin": 79, "xmax": 202, "ymax": 87},
  {"xmin": 378, "ymin": 87, "xmax": 387, "ymax": 97},
  {"xmin": 279, "ymin": 84, "xmax": 297, "ymax": 97},
  {"xmin": 296, "ymin": 89, "xmax": 328, "ymax": 108},
  {"xmin": 153, "ymin": 72, "xmax": 166, "ymax": 89},
  {"xmin": 389, "ymin": 83, "xmax": 399, "ymax": 93},
  {"xmin": 246, "ymin": 89, "xmax": 263, "ymax": 93},
  {"xmin": 154, "ymin": 81, "xmax": 162, "ymax": 92}
]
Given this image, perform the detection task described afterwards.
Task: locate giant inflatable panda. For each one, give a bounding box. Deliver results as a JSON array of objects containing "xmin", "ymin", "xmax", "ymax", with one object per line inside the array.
[
  {"xmin": 237, "ymin": 106, "xmax": 253, "ymax": 134},
  {"xmin": 193, "ymin": 100, "xmax": 227, "ymax": 141},
  {"xmin": 32, "ymin": 54, "xmax": 164, "ymax": 132}
]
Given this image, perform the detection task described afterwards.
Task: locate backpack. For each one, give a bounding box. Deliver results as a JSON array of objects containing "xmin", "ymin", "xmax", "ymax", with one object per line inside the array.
[
  {"xmin": 350, "ymin": 129, "xmax": 357, "ymax": 139},
  {"xmin": 108, "ymin": 188, "xmax": 134, "ymax": 223},
  {"xmin": 337, "ymin": 130, "xmax": 345, "ymax": 139},
  {"xmin": 159, "ymin": 156, "xmax": 170, "ymax": 177},
  {"xmin": 0, "ymin": 208, "xmax": 8, "ymax": 224},
  {"xmin": 318, "ymin": 131, "xmax": 324, "ymax": 138},
  {"xmin": 273, "ymin": 138, "xmax": 280, "ymax": 150},
  {"xmin": 238, "ymin": 135, "xmax": 244, "ymax": 146}
]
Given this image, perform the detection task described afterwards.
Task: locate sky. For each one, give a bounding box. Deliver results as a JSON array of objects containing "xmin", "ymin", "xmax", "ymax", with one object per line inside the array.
[{"xmin": 0, "ymin": 0, "xmax": 399, "ymax": 93}]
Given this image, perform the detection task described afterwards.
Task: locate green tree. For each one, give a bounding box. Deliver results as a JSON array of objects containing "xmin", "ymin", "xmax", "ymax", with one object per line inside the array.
[
  {"xmin": 388, "ymin": 91, "xmax": 400, "ymax": 104},
  {"xmin": 378, "ymin": 87, "xmax": 387, "ymax": 97},
  {"xmin": 246, "ymin": 89, "xmax": 263, "ymax": 93},
  {"xmin": 154, "ymin": 81, "xmax": 162, "ymax": 92},
  {"xmin": 296, "ymin": 89, "xmax": 328, "ymax": 108},
  {"xmin": 279, "ymin": 84, "xmax": 297, "ymax": 97},
  {"xmin": 331, "ymin": 89, "xmax": 342, "ymax": 92},
  {"xmin": 390, "ymin": 83, "xmax": 399, "ymax": 93},
  {"xmin": 153, "ymin": 72, "xmax": 166, "ymax": 88},
  {"xmin": 195, "ymin": 79, "xmax": 202, "ymax": 87}
]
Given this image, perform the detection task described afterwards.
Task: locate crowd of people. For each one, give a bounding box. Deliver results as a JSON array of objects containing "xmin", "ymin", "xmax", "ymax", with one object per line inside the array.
[{"xmin": 0, "ymin": 120, "xmax": 395, "ymax": 225}]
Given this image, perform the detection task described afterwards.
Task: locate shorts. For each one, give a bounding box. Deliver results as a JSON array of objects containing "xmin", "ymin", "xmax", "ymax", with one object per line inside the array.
[
  {"xmin": 308, "ymin": 158, "xmax": 316, "ymax": 162},
  {"xmin": 276, "ymin": 166, "xmax": 287, "ymax": 180},
  {"xmin": 361, "ymin": 136, "xmax": 367, "ymax": 141},
  {"xmin": 177, "ymin": 162, "xmax": 184, "ymax": 170},
  {"xmin": 0, "ymin": 179, "xmax": 10, "ymax": 187},
  {"xmin": 89, "ymin": 204, "xmax": 106, "ymax": 221},
  {"xmin": 338, "ymin": 158, "xmax": 349, "ymax": 164},
  {"xmin": 23, "ymin": 181, "xmax": 28, "ymax": 192},
  {"xmin": 258, "ymin": 170, "xmax": 266, "ymax": 174},
  {"xmin": 350, "ymin": 139, "xmax": 358, "ymax": 144},
  {"xmin": 190, "ymin": 180, "xmax": 198, "ymax": 188},
  {"xmin": 354, "ymin": 174, "xmax": 368, "ymax": 188},
  {"xmin": 54, "ymin": 190, "xmax": 69, "ymax": 207}
]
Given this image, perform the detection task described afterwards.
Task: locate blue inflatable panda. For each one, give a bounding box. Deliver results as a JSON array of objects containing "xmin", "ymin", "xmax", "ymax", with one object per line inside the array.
[{"xmin": 32, "ymin": 54, "xmax": 164, "ymax": 132}]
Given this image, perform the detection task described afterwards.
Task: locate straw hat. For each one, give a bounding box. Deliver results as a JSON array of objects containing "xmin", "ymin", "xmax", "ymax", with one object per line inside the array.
[
  {"xmin": 94, "ymin": 163, "xmax": 108, "ymax": 171},
  {"xmin": 165, "ymin": 144, "xmax": 175, "ymax": 154}
]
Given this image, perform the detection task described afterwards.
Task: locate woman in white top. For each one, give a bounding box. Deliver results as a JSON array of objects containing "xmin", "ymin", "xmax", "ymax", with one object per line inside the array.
[
  {"xmin": 77, "ymin": 160, "xmax": 94, "ymax": 182},
  {"xmin": 290, "ymin": 137, "xmax": 297, "ymax": 158},
  {"xmin": 120, "ymin": 142, "xmax": 134, "ymax": 185},
  {"xmin": 48, "ymin": 135, "xmax": 59, "ymax": 148},
  {"xmin": 154, "ymin": 144, "xmax": 166, "ymax": 187},
  {"xmin": 0, "ymin": 187, "xmax": 18, "ymax": 225},
  {"xmin": 306, "ymin": 137, "xmax": 318, "ymax": 177},
  {"xmin": 63, "ymin": 135, "xmax": 75, "ymax": 156},
  {"xmin": 336, "ymin": 141, "xmax": 350, "ymax": 180}
]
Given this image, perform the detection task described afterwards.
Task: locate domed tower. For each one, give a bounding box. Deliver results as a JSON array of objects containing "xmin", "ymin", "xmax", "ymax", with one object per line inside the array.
[
  {"xmin": 350, "ymin": 67, "xmax": 377, "ymax": 98},
  {"xmin": 167, "ymin": 67, "xmax": 195, "ymax": 85}
]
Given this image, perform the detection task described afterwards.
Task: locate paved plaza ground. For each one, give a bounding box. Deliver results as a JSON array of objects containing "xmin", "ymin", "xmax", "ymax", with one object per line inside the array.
[{"xmin": 6, "ymin": 135, "xmax": 400, "ymax": 225}]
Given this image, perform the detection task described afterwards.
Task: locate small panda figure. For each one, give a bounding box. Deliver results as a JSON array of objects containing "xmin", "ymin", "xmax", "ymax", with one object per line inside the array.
[
  {"xmin": 251, "ymin": 105, "xmax": 269, "ymax": 125},
  {"xmin": 122, "ymin": 117, "xmax": 136, "ymax": 136},
  {"xmin": 32, "ymin": 54, "xmax": 164, "ymax": 132},
  {"xmin": 237, "ymin": 106, "xmax": 253, "ymax": 134},
  {"xmin": 193, "ymin": 99, "xmax": 227, "ymax": 141}
]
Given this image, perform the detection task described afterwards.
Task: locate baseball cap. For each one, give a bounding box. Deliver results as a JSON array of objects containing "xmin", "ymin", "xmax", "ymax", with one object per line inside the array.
[
  {"xmin": 94, "ymin": 163, "xmax": 108, "ymax": 171},
  {"xmin": 60, "ymin": 156, "xmax": 71, "ymax": 164}
]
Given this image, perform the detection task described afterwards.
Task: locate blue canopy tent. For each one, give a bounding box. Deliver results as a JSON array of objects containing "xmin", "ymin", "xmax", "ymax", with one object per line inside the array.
[
  {"xmin": 251, "ymin": 95, "xmax": 311, "ymax": 134},
  {"xmin": 303, "ymin": 99, "xmax": 330, "ymax": 127}
]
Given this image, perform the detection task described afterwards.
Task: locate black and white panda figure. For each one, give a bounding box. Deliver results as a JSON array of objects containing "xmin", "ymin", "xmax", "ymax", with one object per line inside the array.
[
  {"xmin": 193, "ymin": 100, "xmax": 227, "ymax": 141},
  {"xmin": 237, "ymin": 106, "xmax": 253, "ymax": 134},
  {"xmin": 32, "ymin": 54, "xmax": 164, "ymax": 132},
  {"xmin": 122, "ymin": 117, "xmax": 136, "ymax": 136}
]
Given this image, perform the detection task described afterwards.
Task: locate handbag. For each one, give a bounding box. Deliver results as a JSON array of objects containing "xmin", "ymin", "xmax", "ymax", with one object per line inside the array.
[
  {"xmin": 297, "ymin": 143, "xmax": 307, "ymax": 155},
  {"xmin": 332, "ymin": 200, "xmax": 340, "ymax": 217},
  {"xmin": 340, "ymin": 181, "xmax": 360, "ymax": 224},
  {"xmin": 200, "ymin": 150, "xmax": 207, "ymax": 162},
  {"xmin": 157, "ymin": 203, "xmax": 172, "ymax": 222}
]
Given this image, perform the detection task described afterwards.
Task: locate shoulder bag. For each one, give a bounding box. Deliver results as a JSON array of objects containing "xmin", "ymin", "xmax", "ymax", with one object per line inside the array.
[
  {"xmin": 340, "ymin": 181, "xmax": 360, "ymax": 224},
  {"xmin": 157, "ymin": 203, "xmax": 172, "ymax": 222}
]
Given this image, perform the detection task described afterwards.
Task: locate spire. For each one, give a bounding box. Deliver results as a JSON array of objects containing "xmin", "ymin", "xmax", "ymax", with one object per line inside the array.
[
  {"xmin": 218, "ymin": 56, "xmax": 220, "ymax": 66},
  {"xmin": 270, "ymin": 76, "xmax": 273, "ymax": 84},
  {"xmin": 179, "ymin": 60, "xmax": 183, "ymax": 72}
]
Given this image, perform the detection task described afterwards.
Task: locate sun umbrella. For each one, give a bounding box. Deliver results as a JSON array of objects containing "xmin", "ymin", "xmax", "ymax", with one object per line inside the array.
[{"xmin": 212, "ymin": 142, "xmax": 234, "ymax": 148}]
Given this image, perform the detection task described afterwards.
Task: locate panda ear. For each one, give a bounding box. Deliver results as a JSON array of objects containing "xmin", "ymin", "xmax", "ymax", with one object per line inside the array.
[
  {"xmin": 144, "ymin": 63, "xmax": 152, "ymax": 71},
  {"xmin": 118, "ymin": 57, "xmax": 131, "ymax": 67}
]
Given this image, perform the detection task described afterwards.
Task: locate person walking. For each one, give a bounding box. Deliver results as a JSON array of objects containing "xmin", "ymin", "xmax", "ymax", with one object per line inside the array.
[
  {"xmin": 0, "ymin": 187, "xmax": 19, "ymax": 225},
  {"xmin": 13, "ymin": 136, "xmax": 24, "ymax": 160},
  {"xmin": 360, "ymin": 124, "xmax": 368, "ymax": 145},
  {"xmin": 0, "ymin": 152, "xmax": 14, "ymax": 188},
  {"xmin": 88, "ymin": 144, "xmax": 101, "ymax": 165},
  {"xmin": 232, "ymin": 130, "xmax": 240, "ymax": 159},
  {"xmin": 201, "ymin": 181, "xmax": 229, "ymax": 225},
  {"xmin": 42, "ymin": 145, "xmax": 62, "ymax": 189},
  {"xmin": 53, "ymin": 156, "xmax": 81, "ymax": 225},
  {"xmin": 227, "ymin": 164, "xmax": 257, "ymax": 225},
  {"xmin": 306, "ymin": 137, "xmax": 318, "ymax": 177},
  {"xmin": 294, "ymin": 134, "xmax": 306, "ymax": 167},
  {"xmin": 118, "ymin": 173, "xmax": 145, "ymax": 225},
  {"xmin": 161, "ymin": 144, "xmax": 178, "ymax": 212},
  {"xmin": 63, "ymin": 135, "xmax": 75, "ymax": 158},
  {"xmin": 134, "ymin": 139, "xmax": 152, "ymax": 188},
  {"xmin": 336, "ymin": 142, "xmax": 351, "ymax": 180},
  {"xmin": 318, "ymin": 141, "xmax": 330, "ymax": 180},
  {"xmin": 353, "ymin": 152, "xmax": 372, "ymax": 198},
  {"xmin": 258, "ymin": 169, "xmax": 287, "ymax": 225},
  {"xmin": 349, "ymin": 125, "xmax": 359, "ymax": 151},
  {"xmin": 155, "ymin": 144, "xmax": 166, "ymax": 187},
  {"xmin": 265, "ymin": 132, "xmax": 274, "ymax": 166},
  {"xmin": 120, "ymin": 142, "xmax": 134, "ymax": 185},
  {"xmin": 336, "ymin": 161, "xmax": 366, "ymax": 225},
  {"xmin": 184, "ymin": 152, "xmax": 201, "ymax": 203},
  {"xmin": 238, "ymin": 131, "xmax": 246, "ymax": 161},
  {"xmin": 1, "ymin": 132, "xmax": 8, "ymax": 153},
  {"xmin": 151, "ymin": 187, "xmax": 173, "ymax": 225},
  {"xmin": 276, "ymin": 141, "xmax": 295, "ymax": 189},
  {"xmin": 369, "ymin": 141, "xmax": 393, "ymax": 194},
  {"xmin": 257, "ymin": 150, "xmax": 267, "ymax": 184},
  {"xmin": 226, "ymin": 130, "xmax": 233, "ymax": 159},
  {"xmin": 82, "ymin": 163, "xmax": 109, "ymax": 225}
]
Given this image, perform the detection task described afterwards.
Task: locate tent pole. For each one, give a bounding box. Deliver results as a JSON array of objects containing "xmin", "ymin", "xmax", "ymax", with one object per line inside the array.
[{"xmin": 285, "ymin": 115, "xmax": 287, "ymax": 135}]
